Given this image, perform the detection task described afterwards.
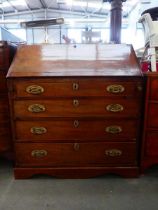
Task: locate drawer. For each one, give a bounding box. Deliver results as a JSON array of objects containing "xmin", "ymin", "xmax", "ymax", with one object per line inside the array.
[
  {"xmin": 147, "ymin": 103, "xmax": 158, "ymax": 127},
  {"xmin": 15, "ymin": 119, "xmax": 138, "ymax": 142},
  {"xmin": 13, "ymin": 79, "xmax": 143, "ymax": 98},
  {"xmin": 15, "ymin": 142, "xmax": 137, "ymax": 167},
  {"xmin": 145, "ymin": 131, "xmax": 158, "ymax": 157},
  {"xmin": 14, "ymin": 98, "xmax": 141, "ymax": 118}
]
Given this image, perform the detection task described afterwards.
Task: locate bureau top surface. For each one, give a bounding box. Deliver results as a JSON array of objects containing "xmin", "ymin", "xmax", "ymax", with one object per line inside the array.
[{"xmin": 7, "ymin": 43, "xmax": 142, "ymax": 78}]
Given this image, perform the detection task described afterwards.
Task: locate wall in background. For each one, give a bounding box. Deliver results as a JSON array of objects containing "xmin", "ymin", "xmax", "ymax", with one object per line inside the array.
[{"xmin": 1, "ymin": 8, "xmax": 145, "ymax": 49}]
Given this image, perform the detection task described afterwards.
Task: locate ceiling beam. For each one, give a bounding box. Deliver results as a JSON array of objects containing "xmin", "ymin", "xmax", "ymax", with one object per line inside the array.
[
  {"xmin": 24, "ymin": 0, "xmax": 32, "ymax": 11},
  {"xmin": 39, "ymin": 0, "xmax": 47, "ymax": 8},
  {"xmin": 3, "ymin": 8, "xmax": 44, "ymax": 17},
  {"xmin": 127, "ymin": 1, "xmax": 139, "ymax": 16},
  {"xmin": 6, "ymin": 0, "xmax": 18, "ymax": 12},
  {"xmin": 3, "ymin": 8, "xmax": 108, "ymax": 18},
  {"xmin": 48, "ymin": 8, "xmax": 108, "ymax": 18}
]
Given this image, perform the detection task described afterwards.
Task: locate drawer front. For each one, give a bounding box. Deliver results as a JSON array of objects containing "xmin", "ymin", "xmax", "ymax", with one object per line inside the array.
[
  {"xmin": 13, "ymin": 79, "xmax": 143, "ymax": 98},
  {"xmin": 15, "ymin": 142, "xmax": 137, "ymax": 167},
  {"xmin": 145, "ymin": 131, "xmax": 158, "ymax": 157},
  {"xmin": 14, "ymin": 99, "xmax": 141, "ymax": 118},
  {"xmin": 15, "ymin": 119, "xmax": 138, "ymax": 142},
  {"xmin": 147, "ymin": 103, "xmax": 158, "ymax": 127}
]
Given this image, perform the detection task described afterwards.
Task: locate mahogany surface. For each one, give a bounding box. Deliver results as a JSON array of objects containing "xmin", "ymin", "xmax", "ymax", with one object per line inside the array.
[
  {"xmin": 0, "ymin": 41, "xmax": 16, "ymax": 158},
  {"xmin": 14, "ymin": 167, "xmax": 139, "ymax": 179},
  {"xmin": 15, "ymin": 119, "xmax": 138, "ymax": 141},
  {"xmin": 7, "ymin": 44, "xmax": 143, "ymax": 178},
  {"xmin": 7, "ymin": 44, "xmax": 142, "ymax": 77},
  {"xmin": 141, "ymin": 72, "xmax": 158, "ymax": 172}
]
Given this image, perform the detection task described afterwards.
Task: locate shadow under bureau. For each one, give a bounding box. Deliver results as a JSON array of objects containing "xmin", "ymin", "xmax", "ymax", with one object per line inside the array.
[{"xmin": 7, "ymin": 44, "xmax": 143, "ymax": 179}]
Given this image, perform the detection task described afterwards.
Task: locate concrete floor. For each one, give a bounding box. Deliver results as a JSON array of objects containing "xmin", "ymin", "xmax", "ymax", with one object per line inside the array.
[{"xmin": 0, "ymin": 159, "xmax": 158, "ymax": 210}]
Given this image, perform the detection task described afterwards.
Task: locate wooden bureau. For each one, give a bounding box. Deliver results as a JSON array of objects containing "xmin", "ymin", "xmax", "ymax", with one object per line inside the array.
[
  {"xmin": 0, "ymin": 41, "xmax": 16, "ymax": 158},
  {"xmin": 141, "ymin": 72, "xmax": 158, "ymax": 172},
  {"xmin": 7, "ymin": 44, "xmax": 143, "ymax": 178}
]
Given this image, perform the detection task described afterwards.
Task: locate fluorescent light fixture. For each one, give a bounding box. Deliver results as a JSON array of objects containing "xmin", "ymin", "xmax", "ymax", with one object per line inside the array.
[
  {"xmin": 140, "ymin": 0, "xmax": 151, "ymax": 3},
  {"xmin": 20, "ymin": 17, "xmax": 64, "ymax": 28}
]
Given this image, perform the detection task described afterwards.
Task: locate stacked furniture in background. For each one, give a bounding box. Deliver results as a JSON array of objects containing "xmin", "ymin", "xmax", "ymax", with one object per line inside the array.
[
  {"xmin": 139, "ymin": 8, "xmax": 158, "ymax": 173},
  {"xmin": 139, "ymin": 13, "xmax": 158, "ymax": 72},
  {"xmin": 141, "ymin": 72, "xmax": 158, "ymax": 172},
  {"xmin": 0, "ymin": 41, "xmax": 16, "ymax": 159}
]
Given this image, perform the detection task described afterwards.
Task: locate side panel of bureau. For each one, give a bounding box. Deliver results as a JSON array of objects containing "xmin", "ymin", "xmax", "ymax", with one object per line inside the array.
[
  {"xmin": 0, "ymin": 41, "xmax": 16, "ymax": 158},
  {"xmin": 141, "ymin": 73, "xmax": 158, "ymax": 172}
]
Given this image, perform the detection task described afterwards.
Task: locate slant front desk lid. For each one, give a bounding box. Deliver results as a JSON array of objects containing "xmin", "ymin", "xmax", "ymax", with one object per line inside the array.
[{"xmin": 7, "ymin": 44, "xmax": 142, "ymax": 78}]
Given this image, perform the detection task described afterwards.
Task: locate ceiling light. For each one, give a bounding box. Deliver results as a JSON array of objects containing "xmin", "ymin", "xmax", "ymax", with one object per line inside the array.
[
  {"xmin": 140, "ymin": 0, "xmax": 151, "ymax": 4},
  {"xmin": 20, "ymin": 17, "xmax": 64, "ymax": 28}
]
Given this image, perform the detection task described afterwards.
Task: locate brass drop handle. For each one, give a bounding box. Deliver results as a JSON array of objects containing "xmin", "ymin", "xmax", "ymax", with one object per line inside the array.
[
  {"xmin": 105, "ymin": 126, "xmax": 122, "ymax": 134},
  {"xmin": 106, "ymin": 104, "xmax": 123, "ymax": 112},
  {"xmin": 26, "ymin": 85, "xmax": 44, "ymax": 95},
  {"xmin": 30, "ymin": 127, "xmax": 47, "ymax": 135},
  {"xmin": 74, "ymin": 143, "xmax": 80, "ymax": 151},
  {"xmin": 105, "ymin": 149, "xmax": 122, "ymax": 157},
  {"xmin": 72, "ymin": 83, "xmax": 79, "ymax": 90},
  {"xmin": 31, "ymin": 150, "xmax": 48, "ymax": 158},
  {"xmin": 28, "ymin": 104, "xmax": 46, "ymax": 113},
  {"xmin": 73, "ymin": 99, "xmax": 79, "ymax": 107},
  {"xmin": 74, "ymin": 120, "xmax": 79, "ymax": 128},
  {"xmin": 106, "ymin": 85, "xmax": 125, "ymax": 94}
]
